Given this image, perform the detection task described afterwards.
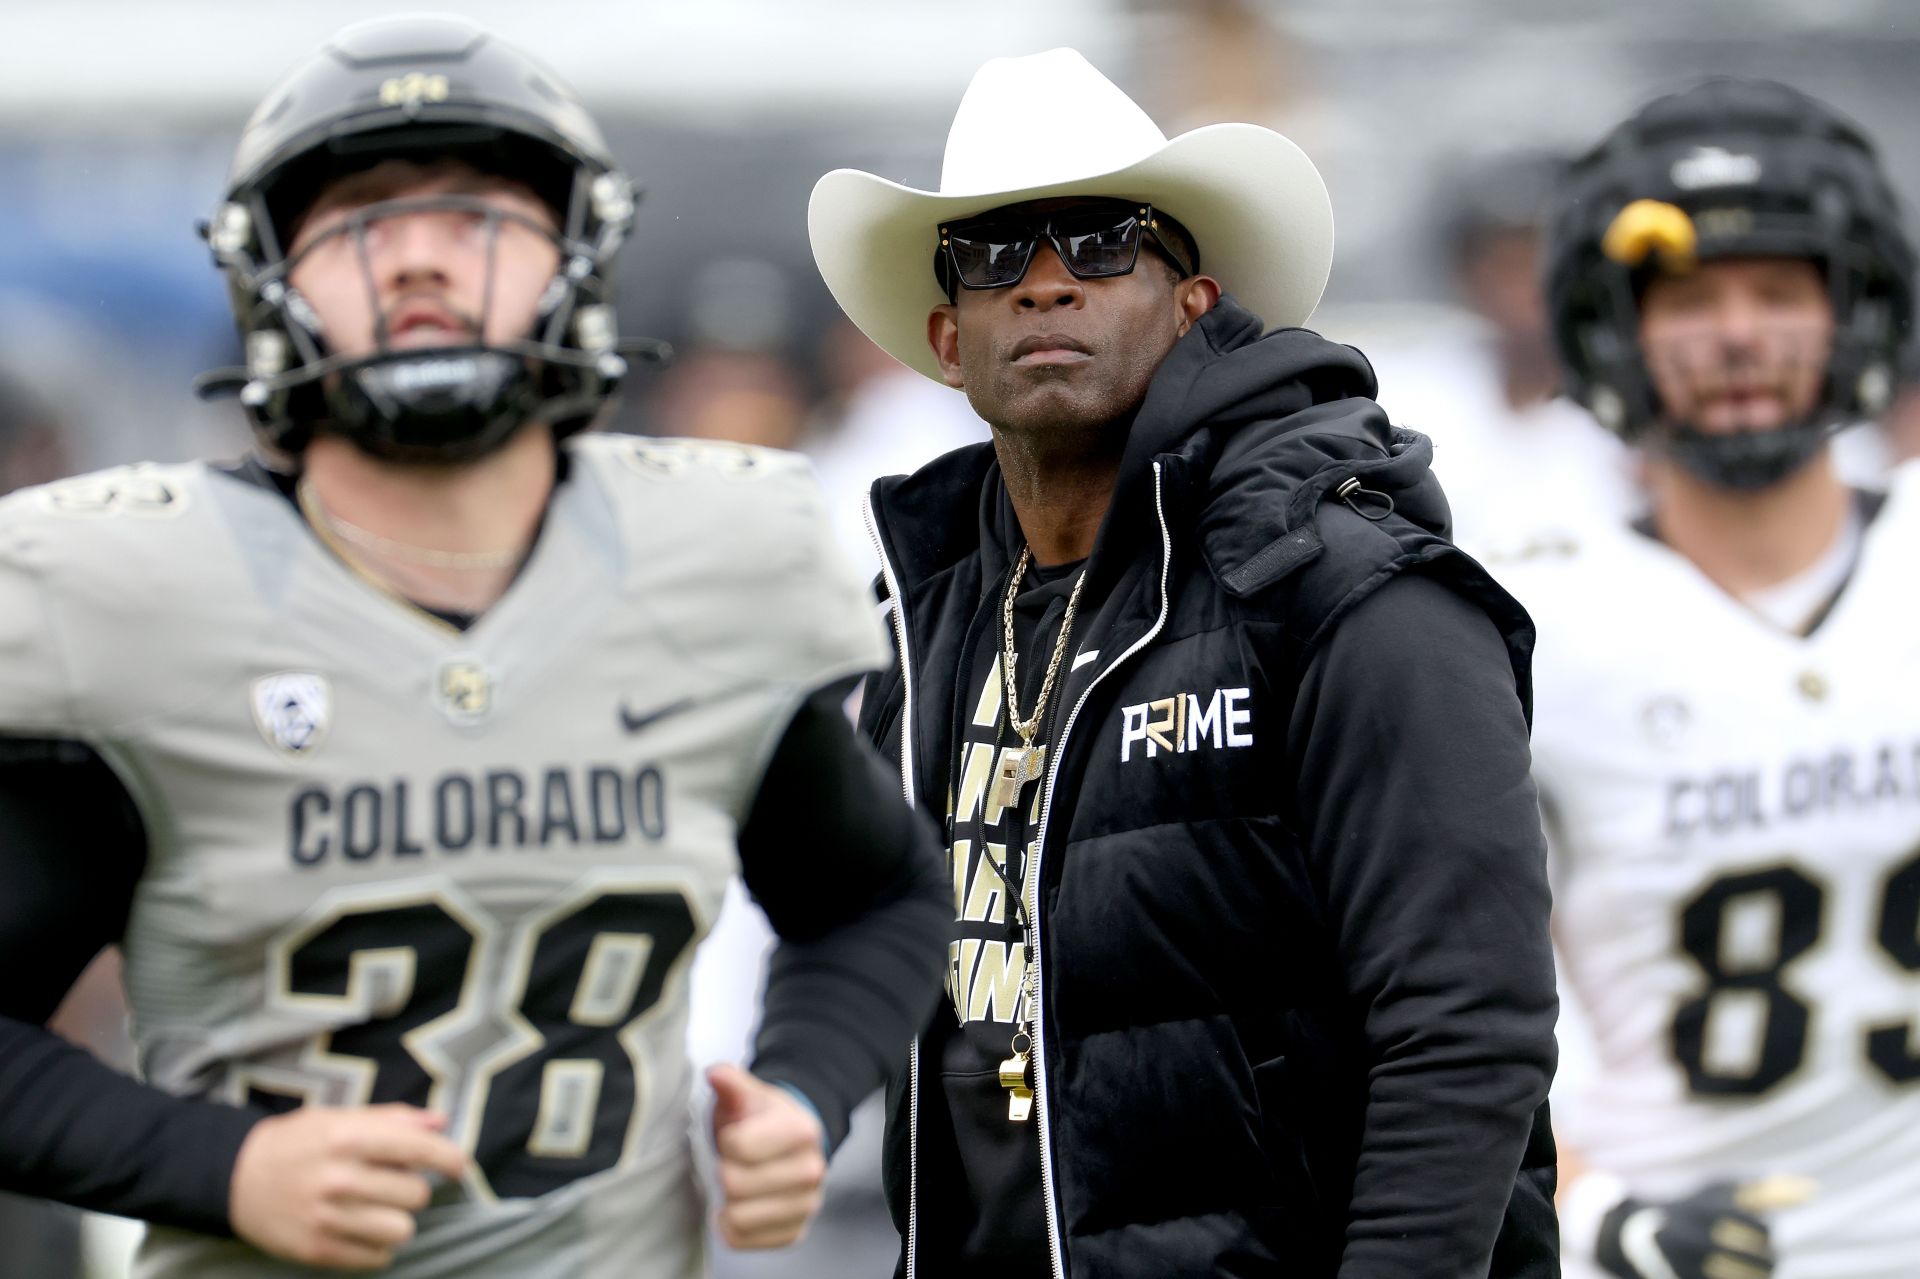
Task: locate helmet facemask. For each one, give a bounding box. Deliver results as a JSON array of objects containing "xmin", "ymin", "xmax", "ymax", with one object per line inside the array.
[
  {"xmin": 209, "ymin": 150, "xmax": 641, "ymax": 463},
  {"xmin": 1636, "ymin": 279, "xmax": 1838, "ymax": 490}
]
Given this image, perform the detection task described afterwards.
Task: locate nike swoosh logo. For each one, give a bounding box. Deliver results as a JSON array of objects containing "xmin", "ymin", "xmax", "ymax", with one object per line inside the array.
[
  {"xmin": 1619, "ymin": 1207, "xmax": 1684, "ymax": 1279},
  {"xmin": 618, "ymin": 698, "xmax": 695, "ymax": 735}
]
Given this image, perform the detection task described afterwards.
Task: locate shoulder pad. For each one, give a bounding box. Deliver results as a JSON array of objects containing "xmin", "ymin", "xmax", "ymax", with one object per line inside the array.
[
  {"xmin": 0, "ymin": 491, "xmax": 73, "ymax": 735},
  {"xmin": 0, "ymin": 465, "xmax": 204, "ymax": 736},
  {"xmin": 0, "ymin": 463, "xmax": 252, "ymax": 737},
  {"xmin": 574, "ymin": 435, "xmax": 888, "ymax": 690}
]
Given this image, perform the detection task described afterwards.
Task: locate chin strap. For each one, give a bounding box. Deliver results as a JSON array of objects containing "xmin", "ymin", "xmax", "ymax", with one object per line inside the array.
[
  {"xmin": 1652, "ymin": 416, "xmax": 1841, "ymax": 491},
  {"xmin": 200, "ymin": 187, "xmax": 669, "ymax": 458}
]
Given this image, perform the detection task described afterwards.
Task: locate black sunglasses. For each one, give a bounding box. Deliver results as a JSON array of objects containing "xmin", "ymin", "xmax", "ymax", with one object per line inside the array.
[{"xmin": 934, "ymin": 202, "xmax": 1197, "ymax": 299}]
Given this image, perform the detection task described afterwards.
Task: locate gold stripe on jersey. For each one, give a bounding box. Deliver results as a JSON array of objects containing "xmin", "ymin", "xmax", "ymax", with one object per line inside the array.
[{"xmin": 296, "ymin": 478, "xmax": 467, "ymax": 638}]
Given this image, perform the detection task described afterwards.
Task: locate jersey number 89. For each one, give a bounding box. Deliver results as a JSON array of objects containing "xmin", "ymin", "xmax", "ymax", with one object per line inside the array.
[{"xmin": 1672, "ymin": 850, "xmax": 1920, "ymax": 1096}]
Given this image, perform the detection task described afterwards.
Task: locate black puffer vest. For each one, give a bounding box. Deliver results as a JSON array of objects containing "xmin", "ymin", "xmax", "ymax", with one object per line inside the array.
[{"xmin": 859, "ymin": 299, "xmax": 1557, "ymax": 1279}]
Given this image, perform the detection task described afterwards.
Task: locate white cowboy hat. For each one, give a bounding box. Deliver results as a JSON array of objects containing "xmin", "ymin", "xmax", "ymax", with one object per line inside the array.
[{"xmin": 808, "ymin": 47, "xmax": 1333, "ymax": 383}]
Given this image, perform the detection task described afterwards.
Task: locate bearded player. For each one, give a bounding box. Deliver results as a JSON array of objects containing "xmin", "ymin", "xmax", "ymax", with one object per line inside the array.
[
  {"xmin": 0, "ymin": 16, "xmax": 947, "ymax": 1277},
  {"xmin": 1496, "ymin": 80, "xmax": 1919, "ymax": 1279}
]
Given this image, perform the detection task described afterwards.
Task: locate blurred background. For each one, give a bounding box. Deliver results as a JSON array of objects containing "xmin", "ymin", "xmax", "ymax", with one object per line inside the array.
[
  {"xmin": 3, "ymin": 1, "xmax": 1918, "ymax": 1275},
  {"xmin": 7, "ymin": 0, "xmax": 1919, "ymax": 482}
]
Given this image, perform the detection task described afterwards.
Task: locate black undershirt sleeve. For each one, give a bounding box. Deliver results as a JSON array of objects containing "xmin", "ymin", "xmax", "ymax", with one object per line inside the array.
[
  {"xmin": 0, "ymin": 737, "xmax": 262, "ymax": 1235},
  {"xmin": 735, "ymin": 684, "xmax": 949, "ymax": 1152},
  {"xmin": 1289, "ymin": 573, "xmax": 1559, "ymax": 1279}
]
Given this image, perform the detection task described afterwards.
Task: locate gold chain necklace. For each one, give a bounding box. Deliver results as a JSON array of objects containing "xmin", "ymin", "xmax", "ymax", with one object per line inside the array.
[
  {"xmin": 992, "ymin": 544, "xmax": 1086, "ymax": 1123},
  {"xmin": 991, "ymin": 545, "xmax": 1087, "ymax": 811},
  {"xmin": 295, "ymin": 477, "xmax": 527, "ymax": 629}
]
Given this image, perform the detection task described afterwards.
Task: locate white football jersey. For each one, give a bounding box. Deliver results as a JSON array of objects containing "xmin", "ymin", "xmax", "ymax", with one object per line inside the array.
[
  {"xmin": 0, "ymin": 435, "xmax": 887, "ymax": 1279},
  {"xmin": 1497, "ymin": 461, "xmax": 1920, "ymax": 1279}
]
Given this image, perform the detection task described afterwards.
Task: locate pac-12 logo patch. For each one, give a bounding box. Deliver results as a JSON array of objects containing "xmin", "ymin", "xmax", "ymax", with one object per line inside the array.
[
  {"xmin": 251, "ymin": 673, "xmax": 331, "ymax": 757},
  {"xmin": 1640, "ymin": 694, "xmax": 1691, "ymax": 749}
]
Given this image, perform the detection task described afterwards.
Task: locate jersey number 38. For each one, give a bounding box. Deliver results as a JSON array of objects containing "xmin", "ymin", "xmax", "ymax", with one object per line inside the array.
[{"xmin": 236, "ymin": 878, "xmax": 697, "ymax": 1202}]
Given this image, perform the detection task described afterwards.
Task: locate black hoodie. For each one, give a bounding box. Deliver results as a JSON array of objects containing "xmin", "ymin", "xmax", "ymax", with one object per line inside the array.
[{"xmin": 860, "ymin": 298, "xmax": 1559, "ymax": 1279}]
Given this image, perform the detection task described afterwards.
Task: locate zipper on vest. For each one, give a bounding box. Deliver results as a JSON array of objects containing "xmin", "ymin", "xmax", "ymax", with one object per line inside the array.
[
  {"xmin": 1026, "ymin": 460, "xmax": 1176, "ymax": 1279},
  {"xmin": 864, "ymin": 491, "xmax": 922, "ymax": 1279}
]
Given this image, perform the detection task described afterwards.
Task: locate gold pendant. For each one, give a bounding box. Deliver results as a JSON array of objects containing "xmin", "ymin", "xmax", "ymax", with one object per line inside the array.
[
  {"xmin": 989, "ymin": 744, "xmax": 1047, "ymax": 813},
  {"xmin": 999, "ymin": 1051, "xmax": 1034, "ymax": 1122}
]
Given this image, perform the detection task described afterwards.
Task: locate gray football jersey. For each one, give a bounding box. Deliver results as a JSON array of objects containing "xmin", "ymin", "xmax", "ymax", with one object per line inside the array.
[{"xmin": 0, "ymin": 435, "xmax": 888, "ymax": 1278}]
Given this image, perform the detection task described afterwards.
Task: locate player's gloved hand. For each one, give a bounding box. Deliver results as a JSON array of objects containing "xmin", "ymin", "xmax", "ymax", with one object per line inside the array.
[
  {"xmin": 708, "ymin": 1063, "xmax": 829, "ymax": 1250},
  {"xmin": 1593, "ymin": 1176, "xmax": 1815, "ymax": 1279},
  {"xmin": 229, "ymin": 1103, "xmax": 468, "ymax": 1271}
]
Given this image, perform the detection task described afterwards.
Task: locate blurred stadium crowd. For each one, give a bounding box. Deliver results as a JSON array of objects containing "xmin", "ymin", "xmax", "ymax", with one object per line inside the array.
[{"xmin": 3, "ymin": 1, "xmax": 1918, "ymax": 1276}]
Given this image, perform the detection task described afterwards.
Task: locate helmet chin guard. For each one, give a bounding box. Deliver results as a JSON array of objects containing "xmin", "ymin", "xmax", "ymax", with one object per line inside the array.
[
  {"xmin": 196, "ymin": 15, "xmax": 668, "ymax": 462},
  {"xmin": 1656, "ymin": 420, "xmax": 1834, "ymax": 491},
  {"xmin": 320, "ymin": 348, "xmax": 536, "ymax": 464}
]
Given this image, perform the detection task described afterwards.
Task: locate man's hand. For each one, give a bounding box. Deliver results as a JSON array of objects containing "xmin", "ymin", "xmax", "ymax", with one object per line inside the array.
[
  {"xmin": 1596, "ymin": 1176, "xmax": 1816, "ymax": 1279},
  {"xmin": 229, "ymin": 1103, "xmax": 468, "ymax": 1271},
  {"xmin": 708, "ymin": 1063, "xmax": 828, "ymax": 1250}
]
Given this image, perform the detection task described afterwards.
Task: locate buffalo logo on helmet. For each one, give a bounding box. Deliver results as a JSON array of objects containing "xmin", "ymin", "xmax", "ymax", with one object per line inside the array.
[
  {"xmin": 1669, "ymin": 145, "xmax": 1762, "ymax": 191},
  {"xmin": 378, "ymin": 73, "xmax": 449, "ymax": 107}
]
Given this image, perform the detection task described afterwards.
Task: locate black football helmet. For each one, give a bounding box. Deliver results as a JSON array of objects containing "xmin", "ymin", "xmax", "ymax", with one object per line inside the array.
[
  {"xmin": 1544, "ymin": 78, "xmax": 1914, "ymax": 488},
  {"xmin": 198, "ymin": 15, "xmax": 662, "ymax": 461}
]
